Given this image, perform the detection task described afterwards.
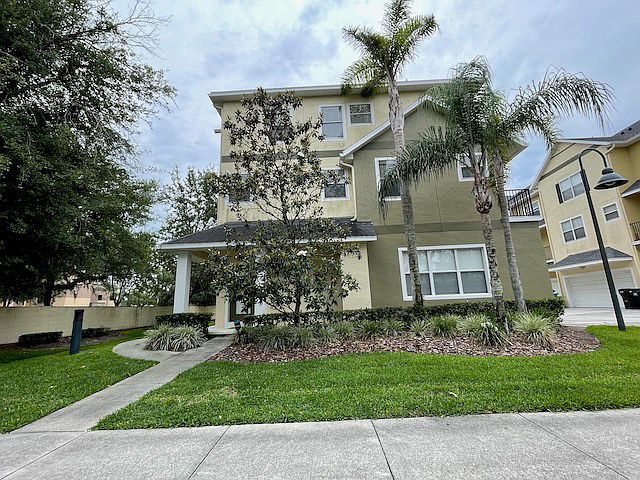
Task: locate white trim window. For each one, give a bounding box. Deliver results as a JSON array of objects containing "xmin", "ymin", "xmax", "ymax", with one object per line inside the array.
[
  {"xmin": 399, "ymin": 245, "xmax": 491, "ymax": 301},
  {"xmin": 348, "ymin": 103, "xmax": 374, "ymax": 125},
  {"xmin": 557, "ymin": 172, "xmax": 585, "ymax": 203},
  {"xmin": 457, "ymin": 162, "xmax": 474, "ymax": 181},
  {"xmin": 560, "ymin": 215, "xmax": 586, "ymax": 243},
  {"xmin": 374, "ymin": 157, "xmax": 401, "ymax": 200},
  {"xmin": 602, "ymin": 202, "xmax": 620, "ymax": 222},
  {"xmin": 321, "ymin": 168, "xmax": 349, "ymax": 200},
  {"xmin": 319, "ymin": 105, "xmax": 345, "ymax": 140}
]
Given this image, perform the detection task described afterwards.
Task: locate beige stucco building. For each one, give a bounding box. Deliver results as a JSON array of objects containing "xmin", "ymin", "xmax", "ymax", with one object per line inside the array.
[
  {"xmin": 530, "ymin": 119, "xmax": 640, "ymax": 307},
  {"xmin": 160, "ymin": 80, "xmax": 552, "ymax": 330}
]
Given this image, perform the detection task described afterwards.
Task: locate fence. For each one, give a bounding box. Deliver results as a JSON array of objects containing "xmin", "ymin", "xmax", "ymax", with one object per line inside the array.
[{"xmin": 0, "ymin": 306, "xmax": 215, "ymax": 345}]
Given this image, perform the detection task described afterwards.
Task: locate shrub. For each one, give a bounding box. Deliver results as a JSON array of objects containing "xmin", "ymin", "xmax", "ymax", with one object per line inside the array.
[
  {"xmin": 382, "ymin": 319, "xmax": 405, "ymax": 336},
  {"xmin": 313, "ymin": 324, "xmax": 337, "ymax": 345},
  {"xmin": 144, "ymin": 324, "xmax": 174, "ymax": 351},
  {"xmin": 155, "ymin": 313, "xmax": 211, "ymax": 335},
  {"xmin": 170, "ymin": 326, "xmax": 206, "ymax": 351},
  {"xmin": 293, "ymin": 326, "xmax": 316, "ymax": 349},
  {"xmin": 17, "ymin": 331, "xmax": 63, "ymax": 347},
  {"xmin": 82, "ymin": 327, "xmax": 110, "ymax": 338},
  {"xmin": 257, "ymin": 325, "xmax": 296, "ymax": 352},
  {"xmin": 333, "ymin": 320, "xmax": 355, "ymax": 340},
  {"xmin": 357, "ymin": 319, "xmax": 383, "ymax": 339},
  {"xmin": 409, "ymin": 319, "xmax": 429, "ymax": 337},
  {"xmin": 513, "ymin": 313, "xmax": 556, "ymax": 347},
  {"xmin": 459, "ymin": 314, "xmax": 490, "ymax": 335},
  {"xmin": 431, "ymin": 314, "xmax": 460, "ymax": 338}
]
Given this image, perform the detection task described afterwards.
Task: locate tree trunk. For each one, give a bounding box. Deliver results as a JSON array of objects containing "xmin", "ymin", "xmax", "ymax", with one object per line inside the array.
[
  {"xmin": 42, "ymin": 277, "xmax": 54, "ymax": 306},
  {"xmin": 492, "ymin": 154, "xmax": 527, "ymax": 313},
  {"xmin": 472, "ymin": 169, "xmax": 506, "ymax": 327},
  {"xmin": 388, "ymin": 80, "xmax": 423, "ymax": 306}
]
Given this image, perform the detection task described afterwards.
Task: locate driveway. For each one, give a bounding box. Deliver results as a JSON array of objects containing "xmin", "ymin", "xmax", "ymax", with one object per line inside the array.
[
  {"xmin": 1, "ymin": 409, "xmax": 638, "ymax": 479},
  {"xmin": 563, "ymin": 307, "xmax": 640, "ymax": 326}
]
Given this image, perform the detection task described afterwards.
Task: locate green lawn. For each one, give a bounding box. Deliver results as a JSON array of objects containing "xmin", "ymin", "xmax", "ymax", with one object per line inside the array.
[
  {"xmin": 1, "ymin": 329, "xmax": 155, "ymax": 432},
  {"xmin": 95, "ymin": 326, "xmax": 640, "ymax": 430}
]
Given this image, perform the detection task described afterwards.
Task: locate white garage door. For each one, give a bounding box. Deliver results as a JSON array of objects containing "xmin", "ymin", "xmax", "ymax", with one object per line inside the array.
[{"xmin": 565, "ymin": 269, "xmax": 635, "ymax": 308}]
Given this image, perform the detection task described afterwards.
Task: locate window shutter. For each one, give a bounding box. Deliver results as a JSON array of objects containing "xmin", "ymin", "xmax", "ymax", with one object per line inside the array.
[{"xmin": 555, "ymin": 183, "xmax": 564, "ymax": 204}]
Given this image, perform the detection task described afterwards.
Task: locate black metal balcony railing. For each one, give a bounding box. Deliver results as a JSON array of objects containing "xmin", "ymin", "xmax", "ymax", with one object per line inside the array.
[
  {"xmin": 506, "ymin": 188, "xmax": 538, "ymax": 217},
  {"xmin": 631, "ymin": 221, "xmax": 640, "ymax": 242}
]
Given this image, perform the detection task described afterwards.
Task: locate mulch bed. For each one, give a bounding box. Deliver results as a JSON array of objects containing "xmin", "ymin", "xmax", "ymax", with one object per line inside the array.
[{"xmin": 210, "ymin": 327, "xmax": 600, "ymax": 364}]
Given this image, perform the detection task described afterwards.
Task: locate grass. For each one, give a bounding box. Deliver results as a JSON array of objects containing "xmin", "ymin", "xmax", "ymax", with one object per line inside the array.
[
  {"xmin": 0, "ymin": 328, "xmax": 154, "ymax": 432},
  {"xmin": 95, "ymin": 326, "xmax": 640, "ymax": 430}
]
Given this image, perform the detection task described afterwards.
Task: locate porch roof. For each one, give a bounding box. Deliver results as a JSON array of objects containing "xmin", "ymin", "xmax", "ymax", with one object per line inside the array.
[
  {"xmin": 157, "ymin": 217, "xmax": 377, "ymax": 251},
  {"xmin": 548, "ymin": 247, "xmax": 632, "ymax": 272}
]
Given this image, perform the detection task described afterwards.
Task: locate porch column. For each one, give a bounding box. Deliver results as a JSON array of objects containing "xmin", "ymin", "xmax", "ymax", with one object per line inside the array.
[{"xmin": 173, "ymin": 252, "xmax": 192, "ymax": 313}]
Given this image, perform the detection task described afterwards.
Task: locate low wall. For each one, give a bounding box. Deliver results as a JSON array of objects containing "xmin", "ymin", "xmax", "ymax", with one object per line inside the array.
[{"xmin": 0, "ymin": 305, "xmax": 216, "ymax": 345}]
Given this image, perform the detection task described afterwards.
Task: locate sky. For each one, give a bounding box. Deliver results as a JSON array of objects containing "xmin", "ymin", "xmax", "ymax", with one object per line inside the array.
[{"xmin": 114, "ymin": 0, "xmax": 640, "ymax": 200}]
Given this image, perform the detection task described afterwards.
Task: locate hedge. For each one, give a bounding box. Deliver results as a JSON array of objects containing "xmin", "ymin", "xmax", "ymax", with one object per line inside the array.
[
  {"xmin": 243, "ymin": 297, "xmax": 565, "ymax": 327},
  {"xmin": 155, "ymin": 313, "xmax": 211, "ymax": 335},
  {"xmin": 82, "ymin": 327, "xmax": 111, "ymax": 338},
  {"xmin": 18, "ymin": 331, "xmax": 63, "ymax": 347}
]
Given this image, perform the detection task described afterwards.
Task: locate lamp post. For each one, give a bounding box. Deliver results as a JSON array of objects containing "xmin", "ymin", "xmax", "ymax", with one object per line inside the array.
[{"xmin": 578, "ymin": 148, "xmax": 628, "ymax": 331}]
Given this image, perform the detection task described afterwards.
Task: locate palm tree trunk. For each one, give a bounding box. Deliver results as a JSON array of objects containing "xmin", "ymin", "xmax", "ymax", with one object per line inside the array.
[
  {"xmin": 388, "ymin": 79, "xmax": 423, "ymax": 306},
  {"xmin": 492, "ymin": 154, "xmax": 527, "ymax": 312},
  {"xmin": 472, "ymin": 170, "xmax": 506, "ymax": 327}
]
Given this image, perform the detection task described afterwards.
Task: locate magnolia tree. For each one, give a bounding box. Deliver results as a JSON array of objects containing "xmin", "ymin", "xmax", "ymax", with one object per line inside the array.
[{"xmin": 210, "ymin": 89, "xmax": 359, "ymax": 323}]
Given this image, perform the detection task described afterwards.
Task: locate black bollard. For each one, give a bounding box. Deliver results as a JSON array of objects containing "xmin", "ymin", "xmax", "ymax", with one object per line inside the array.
[{"xmin": 70, "ymin": 309, "xmax": 84, "ymax": 355}]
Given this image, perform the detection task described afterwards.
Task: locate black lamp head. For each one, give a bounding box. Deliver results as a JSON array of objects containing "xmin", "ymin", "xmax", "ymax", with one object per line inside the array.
[{"xmin": 594, "ymin": 167, "xmax": 628, "ymax": 190}]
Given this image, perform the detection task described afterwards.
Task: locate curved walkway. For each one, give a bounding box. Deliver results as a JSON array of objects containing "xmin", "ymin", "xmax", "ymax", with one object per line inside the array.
[
  {"xmin": 112, "ymin": 338, "xmax": 181, "ymax": 362},
  {"xmin": 14, "ymin": 336, "xmax": 233, "ymax": 434},
  {"xmin": 2, "ymin": 408, "xmax": 639, "ymax": 479}
]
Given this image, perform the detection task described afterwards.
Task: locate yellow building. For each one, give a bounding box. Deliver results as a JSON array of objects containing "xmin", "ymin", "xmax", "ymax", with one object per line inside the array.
[{"xmin": 531, "ymin": 120, "xmax": 640, "ymax": 307}]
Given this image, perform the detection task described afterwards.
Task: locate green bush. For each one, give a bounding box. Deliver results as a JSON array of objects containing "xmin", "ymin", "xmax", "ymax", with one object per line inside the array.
[
  {"xmin": 357, "ymin": 319, "xmax": 383, "ymax": 339},
  {"xmin": 383, "ymin": 319, "xmax": 405, "ymax": 336},
  {"xmin": 293, "ymin": 327, "xmax": 316, "ymax": 349},
  {"xmin": 313, "ymin": 324, "xmax": 337, "ymax": 345},
  {"xmin": 144, "ymin": 324, "xmax": 174, "ymax": 351},
  {"xmin": 155, "ymin": 313, "xmax": 211, "ymax": 335},
  {"xmin": 82, "ymin": 327, "xmax": 110, "ymax": 338},
  {"xmin": 170, "ymin": 326, "xmax": 206, "ymax": 351},
  {"xmin": 333, "ymin": 320, "xmax": 355, "ymax": 340},
  {"xmin": 17, "ymin": 331, "xmax": 63, "ymax": 347},
  {"xmin": 257, "ymin": 325, "xmax": 296, "ymax": 352},
  {"xmin": 431, "ymin": 314, "xmax": 460, "ymax": 338},
  {"xmin": 409, "ymin": 319, "xmax": 429, "ymax": 337},
  {"xmin": 513, "ymin": 313, "xmax": 556, "ymax": 347},
  {"xmin": 242, "ymin": 298, "xmax": 564, "ymax": 327},
  {"xmin": 459, "ymin": 314, "xmax": 491, "ymax": 335}
]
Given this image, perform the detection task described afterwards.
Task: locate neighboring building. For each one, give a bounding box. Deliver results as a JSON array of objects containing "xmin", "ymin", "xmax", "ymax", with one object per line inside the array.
[
  {"xmin": 7, "ymin": 283, "xmax": 114, "ymax": 307},
  {"xmin": 160, "ymin": 81, "xmax": 551, "ymax": 330},
  {"xmin": 530, "ymin": 119, "xmax": 640, "ymax": 308}
]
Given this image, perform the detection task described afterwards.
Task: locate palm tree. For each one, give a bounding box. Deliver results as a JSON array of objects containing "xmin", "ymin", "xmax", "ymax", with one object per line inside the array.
[
  {"xmin": 379, "ymin": 60, "xmax": 507, "ymax": 323},
  {"xmin": 487, "ymin": 66, "xmax": 613, "ymax": 312},
  {"xmin": 341, "ymin": 0, "xmax": 437, "ymax": 306}
]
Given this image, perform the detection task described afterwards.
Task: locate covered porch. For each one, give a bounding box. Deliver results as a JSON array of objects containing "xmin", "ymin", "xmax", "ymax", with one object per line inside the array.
[{"xmin": 157, "ymin": 218, "xmax": 377, "ymax": 331}]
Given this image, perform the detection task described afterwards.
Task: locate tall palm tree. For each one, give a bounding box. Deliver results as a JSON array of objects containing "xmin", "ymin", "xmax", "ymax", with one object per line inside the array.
[
  {"xmin": 487, "ymin": 67, "xmax": 613, "ymax": 312},
  {"xmin": 341, "ymin": 0, "xmax": 437, "ymax": 306}
]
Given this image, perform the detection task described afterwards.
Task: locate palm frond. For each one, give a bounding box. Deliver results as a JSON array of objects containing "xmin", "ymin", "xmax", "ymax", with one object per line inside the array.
[
  {"xmin": 383, "ymin": 0, "xmax": 413, "ymax": 35},
  {"xmin": 392, "ymin": 14, "xmax": 438, "ymax": 72},
  {"xmin": 340, "ymin": 58, "xmax": 385, "ymax": 96},
  {"xmin": 342, "ymin": 26, "xmax": 388, "ymax": 58}
]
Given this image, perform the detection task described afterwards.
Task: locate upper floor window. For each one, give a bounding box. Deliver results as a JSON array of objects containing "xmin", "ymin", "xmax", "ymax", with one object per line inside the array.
[
  {"xmin": 457, "ymin": 162, "xmax": 474, "ymax": 181},
  {"xmin": 602, "ymin": 203, "xmax": 620, "ymax": 222},
  {"xmin": 321, "ymin": 168, "xmax": 349, "ymax": 200},
  {"xmin": 320, "ymin": 105, "xmax": 344, "ymax": 140},
  {"xmin": 556, "ymin": 172, "xmax": 584, "ymax": 203},
  {"xmin": 531, "ymin": 200, "xmax": 540, "ymax": 216},
  {"xmin": 348, "ymin": 103, "xmax": 373, "ymax": 125},
  {"xmin": 560, "ymin": 215, "xmax": 586, "ymax": 243},
  {"xmin": 375, "ymin": 157, "xmax": 401, "ymax": 200},
  {"xmin": 399, "ymin": 246, "xmax": 490, "ymax": 300}
]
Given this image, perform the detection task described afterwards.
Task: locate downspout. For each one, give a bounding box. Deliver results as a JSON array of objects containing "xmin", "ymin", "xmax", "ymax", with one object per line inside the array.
[{"xmin": 339, "ymin": 159, "xmax": 357, "ymax": 221}]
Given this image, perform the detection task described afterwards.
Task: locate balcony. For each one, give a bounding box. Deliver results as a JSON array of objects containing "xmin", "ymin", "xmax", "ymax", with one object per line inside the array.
[
  {"xmin": 631, "ymin": 221, "xmax": 640, "ymax": 245},
  {"xmin": 506, "ymin": 189, "xmax": 540, "ymax": 221}
]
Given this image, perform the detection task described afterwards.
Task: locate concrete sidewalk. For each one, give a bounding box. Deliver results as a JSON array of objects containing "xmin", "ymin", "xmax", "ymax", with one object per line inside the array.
[
  {"xmin": 15, "ymin": 336, "xmax": 232, "ymax": 433},
  {"xmin": 2, "ymin": 409, "xmax": 638, "ymax": 479}
]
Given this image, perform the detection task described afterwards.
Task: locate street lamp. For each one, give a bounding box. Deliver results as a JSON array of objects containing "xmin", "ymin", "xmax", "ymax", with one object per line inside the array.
[{"xmin": 578, "ymin": 148, "xmax": 628, "ymax": 331}]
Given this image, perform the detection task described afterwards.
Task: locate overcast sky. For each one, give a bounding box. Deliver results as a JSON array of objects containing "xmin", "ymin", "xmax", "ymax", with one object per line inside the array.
[{"xmin": 116, "ymin": 0, "xmax": 639, "ymax": 196}]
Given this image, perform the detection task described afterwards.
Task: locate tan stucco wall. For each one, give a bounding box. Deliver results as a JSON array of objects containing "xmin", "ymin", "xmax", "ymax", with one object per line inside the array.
[
  {"xmin": 342, "ymin": 242, "xmax": 373, "ymax": 310},
  {"xmin": 0, "ymin": 306, "xmax": 216, "ymax": 345}
]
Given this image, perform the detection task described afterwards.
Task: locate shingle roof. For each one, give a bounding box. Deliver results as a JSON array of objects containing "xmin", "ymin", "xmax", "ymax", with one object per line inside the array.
[
  {"xmin": 622, "ymin": 179, "xmax": 640, "ymax": 196},
  {"xmin": 549, "ymin": 247, "xmax": 632, "ymax": 271},
  {"xmin": 161, "ymin": 217, "xmax": 376, "ymax": 247},
  {"xmin": 563, "ymin": 120, "xmax": 640, "ymax": 144}
]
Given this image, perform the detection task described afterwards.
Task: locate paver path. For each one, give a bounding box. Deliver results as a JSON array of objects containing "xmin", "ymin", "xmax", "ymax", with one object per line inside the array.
[
  {"xmin": 1, "ymin": 409, "xmax": 638, "ymax": 479},
  {"xmin": 14, "ymin": 336, "xmax": 232, "ymax": 433}
]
